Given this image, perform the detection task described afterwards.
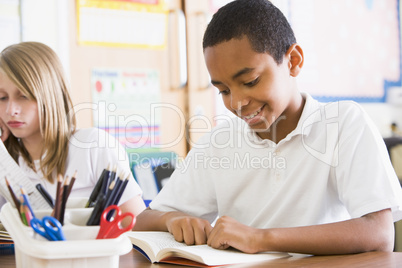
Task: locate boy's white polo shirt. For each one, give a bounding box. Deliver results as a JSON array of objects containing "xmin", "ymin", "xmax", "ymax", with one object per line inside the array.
[{"xmin": 151, "ymin": 93, "xmax": 402, "ymax": 228}]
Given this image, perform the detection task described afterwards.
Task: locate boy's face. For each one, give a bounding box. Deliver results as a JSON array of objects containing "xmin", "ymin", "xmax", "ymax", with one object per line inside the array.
[{"xmin": 204, "ymin": 37, "xmax": 299, "ymax": 139}]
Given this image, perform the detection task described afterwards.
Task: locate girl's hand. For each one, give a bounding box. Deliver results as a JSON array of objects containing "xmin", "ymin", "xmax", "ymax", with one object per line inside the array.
[{"xmin": 0, "ymin": 119, "xmax": 10, "ymax": 142}]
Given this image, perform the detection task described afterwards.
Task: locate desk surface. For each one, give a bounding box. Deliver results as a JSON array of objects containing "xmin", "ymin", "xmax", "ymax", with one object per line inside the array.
[{"xmin": 1, "ymin": 249, "xmax": 402, "ymax": 267}]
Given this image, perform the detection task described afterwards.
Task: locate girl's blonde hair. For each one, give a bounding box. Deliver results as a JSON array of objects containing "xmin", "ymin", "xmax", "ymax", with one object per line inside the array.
[{"xmin": 0, "ymin": 42, "xmax": 76, "ymax": 183}]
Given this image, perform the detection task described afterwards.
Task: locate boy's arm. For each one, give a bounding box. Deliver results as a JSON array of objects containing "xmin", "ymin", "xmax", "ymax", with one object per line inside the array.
[
  {"xmin": 207, "ymin": 208, "xmax": 394, "ymax": 255},
  {"xmin": 133, "ymin": 207, "xmax": 213, "ymax": 245}
]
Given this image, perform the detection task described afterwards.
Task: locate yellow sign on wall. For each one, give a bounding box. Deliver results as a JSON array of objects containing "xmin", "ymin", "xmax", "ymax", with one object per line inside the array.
[{"xmin": 77, "ymin": 0, "xmax": 168, "ymax": 49}]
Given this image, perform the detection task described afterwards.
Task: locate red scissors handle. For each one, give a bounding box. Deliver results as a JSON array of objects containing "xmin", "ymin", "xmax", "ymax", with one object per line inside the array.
[{"xmin": 96, "ymin": 205, "xmax": 136, "ymax": 239}]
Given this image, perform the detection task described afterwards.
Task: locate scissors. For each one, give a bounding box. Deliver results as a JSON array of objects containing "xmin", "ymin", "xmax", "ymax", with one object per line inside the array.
[
  {"xmin": 30, "ymin": 216, "xmax": 66, "ymax": 241},
  {"xmin": 96, "ymin": 205, "xmax": 135, "ymax": 239}
]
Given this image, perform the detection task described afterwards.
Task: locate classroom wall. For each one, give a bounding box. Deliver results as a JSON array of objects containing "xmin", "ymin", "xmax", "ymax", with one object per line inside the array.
[
  {"xmin": 19, "ymin": 0, "xmax": 70, "ymax": 76},
  {"xmin": 361, "ymin": 104, "xmax": 402, "ymax": 137}
]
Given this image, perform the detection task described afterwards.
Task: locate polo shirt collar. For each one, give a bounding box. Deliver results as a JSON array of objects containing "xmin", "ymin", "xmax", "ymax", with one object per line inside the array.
[
  {"xmin": 292, "ymin": 92, "xmax": 321, "ymax": 137},
  {"xmin": 245, "ymin": 92, "xmax": 322, "ymax": 145}
]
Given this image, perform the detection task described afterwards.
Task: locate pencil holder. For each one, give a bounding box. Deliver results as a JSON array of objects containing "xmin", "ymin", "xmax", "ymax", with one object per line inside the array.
[{"xmin": 0, "ymin": 198, "xmax": 132, "ymax": 268}]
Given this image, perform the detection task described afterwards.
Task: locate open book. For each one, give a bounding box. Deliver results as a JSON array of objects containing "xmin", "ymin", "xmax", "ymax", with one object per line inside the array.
[{"xmin": 126, "ymin": 231, "xmax": 289, "ymax": 267}]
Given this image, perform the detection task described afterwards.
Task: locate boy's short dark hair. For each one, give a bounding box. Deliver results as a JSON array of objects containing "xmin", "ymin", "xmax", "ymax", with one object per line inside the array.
[{"xmin": 203, "ymin": 0, "xmax": 297, "ymax": 65}]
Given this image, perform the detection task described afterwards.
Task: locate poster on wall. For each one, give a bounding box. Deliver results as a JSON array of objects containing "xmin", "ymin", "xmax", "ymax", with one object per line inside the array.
[
  {"xmin": 91, "ymin": 68, "xmax": 162, "ymax": 149},
  {"xmin": 289, "ymin": 0, "xmax": 401, "ymax": 102},
  {"xmin": 77, "ymin": 0, "xmax": 168, "ymax": 49}
]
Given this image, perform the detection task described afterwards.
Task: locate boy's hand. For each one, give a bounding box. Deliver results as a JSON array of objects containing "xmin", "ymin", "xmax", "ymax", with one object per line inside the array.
[
  {"xmin": 207, "ymin": 216, "xmax": 261, "ymax": 254},
  {"xmin": 166, "ymin": 214, "xmax": 213, "ymax": 245}
]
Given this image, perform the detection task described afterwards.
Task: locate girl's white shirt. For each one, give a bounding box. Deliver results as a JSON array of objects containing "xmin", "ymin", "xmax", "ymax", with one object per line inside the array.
[{"xmin": 0, "ymin": 128, "xmax": 142, "ymax": 208}]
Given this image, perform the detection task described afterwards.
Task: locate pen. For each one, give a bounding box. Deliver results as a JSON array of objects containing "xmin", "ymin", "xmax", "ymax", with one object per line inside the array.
[{"xmin": 35, "ymin": 183, "xmax": 54, "ymax": 208}]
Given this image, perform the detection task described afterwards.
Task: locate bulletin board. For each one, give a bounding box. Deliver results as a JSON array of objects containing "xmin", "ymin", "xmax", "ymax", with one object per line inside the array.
[
  {"xmin": 288, "ymin": 0, "xmax": 401, "ymax": 102},
  {"xmin": 91, "ymin": 68, "xmax": 162, "ymax": 149},
  {"xmin": 76, "ymin": 0, "xmax": 168, "ymax": 49}
]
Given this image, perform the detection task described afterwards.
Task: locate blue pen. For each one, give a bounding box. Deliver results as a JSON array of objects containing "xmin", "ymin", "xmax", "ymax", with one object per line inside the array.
[{"xmin": 20, "ymin": 186, "xmax": 36, "ymax": 218}]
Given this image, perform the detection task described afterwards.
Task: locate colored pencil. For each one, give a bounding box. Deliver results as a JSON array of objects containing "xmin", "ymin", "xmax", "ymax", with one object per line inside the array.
[
  {"xmin": 105, "ymin": 173, "xmax": 125, "ymax": 220},
  {"xmin": 106, "ymin": 172, "xmax": 125, "ymax": 207},
  {"xmin": 104, "ymin": 180, "xmax": 116, "ymax": 206},
  {"xmin": 66, "ymin": 170, "xmax": 77, "ymax": 199},
  {"xmin": 101, "ymin": 164, "xmax": 116, "ymax": 196},
  {"xmin": 113, "ymin": 175, "xmax": 130, "ymax": 206},
  {"xmin": 53, "ymin": 174, "xmax": 63, "ymax": 221},
  {"xmin": 86, "ymin": 165, "xmax": 110, "ymax": 208},
  {"xmin": 19, "ymin": 196, "xmax": 28, "ymax": 226},
  {"xmin": 5, "ymin": 177, "xmax": 20, "ymax": 212},
  {"xmin": 86, "ymin": 193, "xmax": 106, "ymax": 226},
  {"xmin": 19, "ymin": 186, "xmax": 35, "ymax": 218},
  {"xmin": 22, "ymin": 200, "xmax": 33, "ymax": 226},
  {"xmin": 105, "ymin": 174, "xmax": 131, "ymax": 221},
  {"xmin": 59, "ymin": 176, "xmax": 70, "ymax": 225}
]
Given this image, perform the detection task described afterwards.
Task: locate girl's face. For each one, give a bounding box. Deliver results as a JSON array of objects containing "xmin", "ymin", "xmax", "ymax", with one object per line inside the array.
[{"xmin": 0, "ymin": 70, "xmax": 41, "ymax": 143}]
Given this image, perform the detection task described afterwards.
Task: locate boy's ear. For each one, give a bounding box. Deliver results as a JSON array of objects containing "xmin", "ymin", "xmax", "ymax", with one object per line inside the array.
[{"xmin": 286, "ymin": 44, "xmax": 304, "ymax": 77}]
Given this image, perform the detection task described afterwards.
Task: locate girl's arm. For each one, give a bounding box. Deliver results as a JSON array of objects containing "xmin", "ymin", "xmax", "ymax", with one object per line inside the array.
[{"xmin": 119, "ymin": 194, "xmax": 146, "ymax": 228}]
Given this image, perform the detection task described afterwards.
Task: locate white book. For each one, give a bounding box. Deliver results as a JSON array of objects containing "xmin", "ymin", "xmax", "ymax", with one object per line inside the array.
[
  {"xmin": 126, "ymin": 231, "xmax": 289, "ymax": 267},
  {"xmin": 0, "ymin": 140, "xmax": 49, "ymax": 210}
]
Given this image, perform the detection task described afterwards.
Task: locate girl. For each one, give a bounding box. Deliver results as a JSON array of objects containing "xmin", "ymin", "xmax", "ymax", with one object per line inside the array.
[{"xmin": 0, "ymin": 42, "xmax": 145, "ymax": 219}]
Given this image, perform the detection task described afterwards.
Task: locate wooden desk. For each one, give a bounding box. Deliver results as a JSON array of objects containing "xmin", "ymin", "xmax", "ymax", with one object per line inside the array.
[{"xmin": 1, "ymin": 249, "xmax": 402, "ymax": 267}]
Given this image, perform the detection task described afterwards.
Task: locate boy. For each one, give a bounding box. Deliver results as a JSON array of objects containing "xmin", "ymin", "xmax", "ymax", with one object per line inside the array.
[{"xmin": 134, "ymin": 0, "xmax": 402, "ymax": 254}]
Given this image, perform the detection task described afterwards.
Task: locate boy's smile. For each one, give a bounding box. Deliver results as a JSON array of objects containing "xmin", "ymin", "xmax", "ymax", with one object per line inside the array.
[{"xmin": 204, "ymin": 36, "xmax": 305, "ymax": 142}]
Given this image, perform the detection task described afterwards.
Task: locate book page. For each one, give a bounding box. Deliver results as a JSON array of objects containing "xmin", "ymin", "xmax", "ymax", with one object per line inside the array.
[
  {"xmin": 127, "ymin": 231, "xmax": 187, "ymax": 261},
  {"xmin": 0, "ymin": 140, "xmax": 49, "ymax": 210},
  {"xmin": 129, "ymin": 231, "xmax": 187, "ymax": 250},
  {"xmin": 169, "ymin": 245, "xmax": 289, "ymax": 266},
  {"xmin": 128, "ymin": 231, "xmax": 289, "ymax": 266}
]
